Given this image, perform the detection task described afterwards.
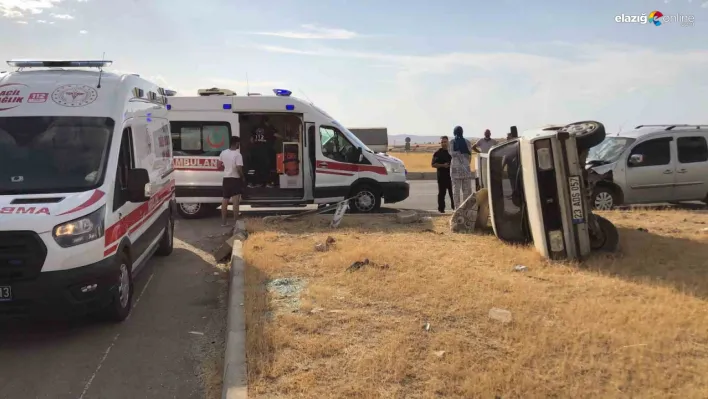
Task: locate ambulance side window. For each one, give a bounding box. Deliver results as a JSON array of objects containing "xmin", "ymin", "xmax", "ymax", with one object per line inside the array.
[
  {"xmin": 320, "ymin": 126, "xmax": 357, "ymax": 163},
  {"xmin": 113, "ymin": 128, "xmax": 135, "ymax": 211}
]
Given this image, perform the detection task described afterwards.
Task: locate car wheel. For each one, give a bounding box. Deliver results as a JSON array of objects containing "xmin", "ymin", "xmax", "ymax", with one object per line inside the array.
[
  {"xmin": 592, "ymin": 187, "xmax": 616, "ymax": 210},
  {"xmin": 562, "ymin": 120, "xmax": 606, "ymax": 151},
  {"xmin": 589, "ymin": 215, "xmax": 619, "ymax": 252},
  {"xmin": 177, "ymin": 203, "xmax": 207, "ymax": 219},
  {"xmin": 155, "ymin": 211, "xmax": 174, "ymax": 257},
  {"xmin": 101, "ymin": 251, "xmax": 133, "ymax": 322},
  {"xmin": 350, "ymin": 185, "xmax": 381, "ymax": 213}
]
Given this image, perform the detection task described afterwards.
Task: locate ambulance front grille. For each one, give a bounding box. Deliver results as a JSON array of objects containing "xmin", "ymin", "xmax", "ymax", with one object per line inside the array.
[{"xmin": 0, "ymin": 231, "xmax": 47, "ymax": 281}]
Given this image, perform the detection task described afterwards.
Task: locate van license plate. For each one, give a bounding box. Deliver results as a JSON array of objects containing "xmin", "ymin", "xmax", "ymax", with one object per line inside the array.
[
  {"xmin": 0, "ymin": 286, "xmax": 11, "ymax": 301},
  {"xmin": 568, "ymin": 175, "xmax": 584, "ymax": 224}
]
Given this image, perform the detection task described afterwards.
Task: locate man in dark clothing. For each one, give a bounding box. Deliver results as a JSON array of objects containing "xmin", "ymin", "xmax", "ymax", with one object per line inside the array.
[
  {"xmin": 250, "ymin": 116, "xmax": 281, "ymax": 188},
  {"xmin": 431, "ymin": 135, "xmax": 454, "ymax": 213}
]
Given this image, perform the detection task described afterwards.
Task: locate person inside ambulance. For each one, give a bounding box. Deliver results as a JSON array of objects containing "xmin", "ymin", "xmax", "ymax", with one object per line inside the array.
[{"xmin": 249, "ymin": 116, "xmax": 282, "ymax": 188}]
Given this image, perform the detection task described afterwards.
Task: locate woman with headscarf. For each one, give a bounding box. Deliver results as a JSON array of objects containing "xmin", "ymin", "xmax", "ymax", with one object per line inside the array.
[{"xmin": 448, "ymin": 125, "xmax": 473, "ymax": 207}]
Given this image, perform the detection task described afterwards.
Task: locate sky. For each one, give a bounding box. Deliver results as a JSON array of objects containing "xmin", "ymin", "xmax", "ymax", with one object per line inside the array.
[{"xmin": 1, "ymin": 0, "xmax": 707, "ymax": 138}]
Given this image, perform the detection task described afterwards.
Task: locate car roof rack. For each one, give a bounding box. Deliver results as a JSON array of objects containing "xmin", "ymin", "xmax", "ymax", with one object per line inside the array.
[
  {"xmin": 7, "ymin": 60, "xmax": 113, "ymax": 71},
  {"xmin": 635, "ymin": 124, "xmax": 708, "ymax": 131}
]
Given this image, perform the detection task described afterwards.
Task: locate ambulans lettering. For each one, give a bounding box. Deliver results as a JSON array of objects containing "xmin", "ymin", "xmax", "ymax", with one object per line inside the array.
[
  {"xmin": 0, "ymin": 83, "xmax": 28, "ymax": 111},
  {"xmin": 0, "ymin": 207, "xmax": 50, "ymax": 215},
  {"xmin": 173, "ymin": 158, "xmax": 219, "ymax": 170}
]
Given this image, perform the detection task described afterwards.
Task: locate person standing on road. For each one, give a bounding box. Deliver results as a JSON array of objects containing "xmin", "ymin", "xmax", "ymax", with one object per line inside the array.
[
  {"xmin": 471, "ymin": 129, "xmax": 498, "ymax": 154},
  {"xmin": 449, "ymin": 126, "xmax": 473, "ymax": 207},
  {"xmin": 431, "ymin": 135, "xmax": 454, "ymax": 213},
  {"xmin": 218, "ymin": 136, "xmax": 244, "ymax": 227}
]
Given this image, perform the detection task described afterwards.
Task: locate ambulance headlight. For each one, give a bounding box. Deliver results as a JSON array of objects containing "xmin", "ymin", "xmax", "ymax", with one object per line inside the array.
[
  {"xmin": 53, "ymin": 205, "xmax": 106, "ymax": 248},
  {"xmin": 384, "ymin": 161, "xmax": 405, "ymax": 174}
]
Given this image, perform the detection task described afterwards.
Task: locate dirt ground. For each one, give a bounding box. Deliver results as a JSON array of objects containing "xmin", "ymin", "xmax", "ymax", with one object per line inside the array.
[{"xmin": 241, "ymin": 210, "xmax": 708, "ymax": 398}]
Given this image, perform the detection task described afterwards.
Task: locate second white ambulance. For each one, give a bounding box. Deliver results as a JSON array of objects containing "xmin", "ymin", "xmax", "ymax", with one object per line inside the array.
[{"xmin": 166, "ymin": 89, "xmax": 409, "ymax": 217}]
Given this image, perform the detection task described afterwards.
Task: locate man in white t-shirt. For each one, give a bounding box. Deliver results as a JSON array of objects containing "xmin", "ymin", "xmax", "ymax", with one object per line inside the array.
[
  {"xmin": 217, "ymin": 136, "xmax": 244, "ymax": 227},
  {"xmin": 471, "ymin": 129, "xmax": 498, "ymax": 154}
]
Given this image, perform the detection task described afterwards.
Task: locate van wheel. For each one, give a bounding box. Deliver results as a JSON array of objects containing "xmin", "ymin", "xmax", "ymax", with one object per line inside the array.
[
  {"xmin": 101, "ymin": 251, "xmax": 133, "ymax": 322},
  {"xmin": 592, "ymin": 187, "xmax": 616, "ymax": 210},
  {"xmin": 350, "ymin": 185, "xmax": 381, "ymax": 213},
  {"xmin": 177, "ymin": 203, "xmax": 207, "ymax": 219},
  {"xmin": 155, "ymin": 212, "xmax": 174, "ymax": 257},
  {"xmin": 589, "ymin": 215, "xmax": 619, "ymax": 252},
  {"xmin": 562, "ymin": 121, "xmax": 606, "ymax": 151}
]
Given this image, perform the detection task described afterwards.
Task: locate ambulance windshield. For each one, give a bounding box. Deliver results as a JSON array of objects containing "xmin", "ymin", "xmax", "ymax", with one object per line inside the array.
[{"xmin": 0, "ymin": 116, "xmax": 114, "ymax": 195}]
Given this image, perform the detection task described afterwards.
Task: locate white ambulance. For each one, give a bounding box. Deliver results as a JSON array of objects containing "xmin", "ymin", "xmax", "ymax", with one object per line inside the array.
[
  {"xmin": 166, "ymin": 88, "xmax": 409, "ymax": 218},
  {"xmin": 0, "ymin": 60, "xmax": 175, "ymax": 322}
]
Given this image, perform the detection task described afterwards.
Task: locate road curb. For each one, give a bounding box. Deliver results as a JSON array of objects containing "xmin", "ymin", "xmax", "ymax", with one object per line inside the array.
[{"xmin": 222, "ymin": 239, "xmax": 248, "ymax": 399}]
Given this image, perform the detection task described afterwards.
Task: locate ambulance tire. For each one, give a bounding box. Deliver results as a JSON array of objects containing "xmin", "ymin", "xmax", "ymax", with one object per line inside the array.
[
  {"xmin": 177, "ymin": 203, "xmax": 208, "ymax": 219},
  {"xmin": 590, "ymin": 215, "xmax": 619, "ymax": 252},
  {"xmin": 100, "ymin": 250, "xmax": 133, "ymax": 323},
  {"xmin": 155, "ymin": 210, "xmax": 174, "ymax": 257},
  {"xmin": 562, "ymin": 120, "xmax": 606, "ymax": 152},
  {"xmin": 350, "ymin": 184, "xmax": 382, "ymax": 213}
]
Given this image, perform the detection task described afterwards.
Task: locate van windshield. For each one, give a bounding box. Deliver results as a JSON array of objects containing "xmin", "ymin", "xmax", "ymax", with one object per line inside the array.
[
  {"xmin": 587, "ymin": 137, "xmax": 635, "ymax": 164},
  {"xmin": 0, "ymin": 116, "xmax": 114, "ymax": 195},
  {"xmin": 331, "ymin": 120, "xmax": 374, "ymax": 154}
]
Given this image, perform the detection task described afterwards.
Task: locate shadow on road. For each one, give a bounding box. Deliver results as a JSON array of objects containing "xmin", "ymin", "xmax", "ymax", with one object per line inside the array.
[{"xmin": 584, "ymin": 227, "xmax": 708, "ymax": 299}]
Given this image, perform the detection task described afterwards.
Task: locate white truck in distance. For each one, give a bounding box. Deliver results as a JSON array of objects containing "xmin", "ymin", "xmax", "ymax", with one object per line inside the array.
[{"xmin": 165, "ymin": 89, "xmax": 409, "ymax": 217}]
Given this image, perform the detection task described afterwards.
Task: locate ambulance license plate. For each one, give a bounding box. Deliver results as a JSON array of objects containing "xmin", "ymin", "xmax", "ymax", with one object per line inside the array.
[
  {"xmin": 0, "ymin": 286, "xmax": 11, "ymax": 301},
  {"xmin": 568, "ymin": 175, "xmax": 584, "ymax": 224}
]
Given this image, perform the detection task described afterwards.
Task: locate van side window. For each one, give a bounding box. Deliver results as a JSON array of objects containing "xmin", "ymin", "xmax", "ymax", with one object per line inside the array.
[
  {"xmin": 320, "ymin": 126, "xmax": 358, "ymax": 163},
  {"xmin": 170, "ymin": 121, "xmax": 231, "ymax": 157},
  {"xmin": 628, "ymin": 138, "xmax": 671, "ymax": 167},
  {"xmin": 113, "ymin": 128, "xmax": 134, "ymax": 211},
  {"xmin": 677, "ymin": 136, "xmax": 708, "ymax": 164}
]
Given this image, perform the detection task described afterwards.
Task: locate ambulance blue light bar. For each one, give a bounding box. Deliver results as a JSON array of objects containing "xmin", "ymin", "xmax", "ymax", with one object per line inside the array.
[
  {"xmin": 273, "ymin": 89, "xmax": 292, "ymax": 97},
  {"xmin": 166, "ymin": 104, "xmax": 172, "ymax": 110},
  {"xmin": 7, "ymin": 60, "xmax": 113, "ymax": 68},
  {"xmin": 286, "ymin": 104, "xmax": 295, "ymax": 111}
]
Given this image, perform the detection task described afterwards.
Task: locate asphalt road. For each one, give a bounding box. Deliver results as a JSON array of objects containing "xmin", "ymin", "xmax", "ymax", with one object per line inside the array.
[{"xmin": 0, "ymin": 219, "xmax": 230, "ymax": 399}]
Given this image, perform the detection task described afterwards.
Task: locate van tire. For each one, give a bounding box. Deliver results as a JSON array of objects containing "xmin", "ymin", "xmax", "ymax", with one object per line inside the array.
[
  {"xmin": 155, "ymin": 212, "xmax": 174, "ymax": 257},
  {"xmin": 177, "ymin": 203, "xmax": 207, "ymax": 219},
  {"xmin": 350, "ymin": 185, "xmax": 382, "ymax": 213},
  {"xmin": 563, "ymin": 121, "xmax": 606, "ymax": 151},
  {"xmin": 592, "ymin": 186, "xmax": 617, "ymax": 210},
  {"xmin": 101, "ymin": 251, "xmax": 133, "ymax": 322},
  {"xmin": 590, "ymin": 215, "xmax": 619, "ymax": 252}
]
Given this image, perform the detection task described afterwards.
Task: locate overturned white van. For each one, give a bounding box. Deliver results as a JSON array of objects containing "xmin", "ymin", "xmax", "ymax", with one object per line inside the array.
[{"xmin": 0, "ymin": 60, "xmax": 175, "ymax": 322}]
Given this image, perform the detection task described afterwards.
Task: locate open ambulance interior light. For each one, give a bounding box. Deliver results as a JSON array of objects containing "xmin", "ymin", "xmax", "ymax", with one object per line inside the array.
[
  {"xmin": 285, "ymin": 104, "xmax": 295, "ymax": 111},
  {"xmin": 273, "ymin": 89, "xmax": 292, "ymax": 97},
  {"xmin": 223, "ymin": 103, "xmax": 232, "ymax": 110},
  {"xmin": 7, "ymin": 60, "xmax": 113, "ymax": 68}
]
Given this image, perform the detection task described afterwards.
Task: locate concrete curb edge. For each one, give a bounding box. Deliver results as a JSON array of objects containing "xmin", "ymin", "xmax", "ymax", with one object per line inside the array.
[{"xmin": 222, "ymin": 239, "xmax": 248, "ymax": 399}]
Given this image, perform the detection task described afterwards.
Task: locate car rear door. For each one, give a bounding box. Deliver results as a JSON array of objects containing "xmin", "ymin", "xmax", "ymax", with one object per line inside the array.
[
  {"xmin": 623, "ymin": 135, "xmax": 675, "ymax": 203},
  {"xmin": 673, "ymin": 133, "xmax": 708, "ymax": 201}
]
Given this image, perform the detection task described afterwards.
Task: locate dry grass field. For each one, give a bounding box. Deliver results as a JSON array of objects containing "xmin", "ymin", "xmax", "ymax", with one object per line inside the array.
[
  {"xmin": 390, "ymin": 151, "xmax": 478, "ymax": 173},
  {"xmin": 242, "ymin": 210, "xmax": 708, "ymax": 398}
]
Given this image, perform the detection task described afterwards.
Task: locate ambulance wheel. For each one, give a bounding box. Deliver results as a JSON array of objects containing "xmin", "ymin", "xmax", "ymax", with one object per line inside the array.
[
  {"xmin": 155, "ymin": 211, "xmax": 174, "ymax": 257},
  {"xmin": 177, "ymin": 203, "xmax": 207, "ymax": 219},
  {"xmin": 561, "ymin": 121, "xmax": 606, "ymax": 151},
  {"xmin": 101, "ymin": 251, "xmax": 133, "ymax": 322},
  {"xmin": 590, "ymin": 215, "xmax": 619, "ymax": 252},
  {"xmin": 350, "ymin": 185, "xmax": 381, "ymax": 213}
]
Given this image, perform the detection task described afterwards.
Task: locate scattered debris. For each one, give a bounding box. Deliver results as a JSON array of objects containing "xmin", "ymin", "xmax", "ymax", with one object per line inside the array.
[
  {"xmin": 213, "ymin": 236, "xmax": 237, "ymax": 262},
  {"xmin": 326, "ymin": 236, "xmax": 336, "ymax": 245},
  {"xmin": 637, "ymin": 227, "xmax": 649, "ymax": 232},
  {"xmin": 488, "ymin": 308, "xmax": 513, "ymax": 324},
  {"xmin": 314, "ymin": 243, "xmax": 327, "ymax": 252},
  {"xmin": 396, "ymin": 210, "xmax": 421, "ymax": 224},
  {"xmin": 701, "ymin": 227, "xmax": 708, "ymax": 234},
  {"xmin": 266, "ymin": 277, "xmax": 306, "ymax": 313},
  {"xmin": 433, "ymin": 350, "xmax": 446, "ymax": 358},
  {"xmin": 423, "ymin": 322, "xmax": 431, "ymax": 331},
  {"xmin": 513, "ymin": 265, "xmax": 528, "ymax": 272},
  {"xmin": 188, "ymin": 331, "xmax": 205, "ymax": 336},
  {"xmin": 310, "ymin": 307, "xmax": 325, "ymax": 314},
  {"xmin": 450, "ymin": 189, "xmax": 490, "ymax": 233},
  {"xmin": 422, "ymin": 228, "xmax": 443, "ymax": 235},
  {"xmin": 315, "ymin": 236, "xmax": 337, "ymax": 252},
  {"xmin": 346, "ymin": 259, "xmax": 370, "ymax": 272}
]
